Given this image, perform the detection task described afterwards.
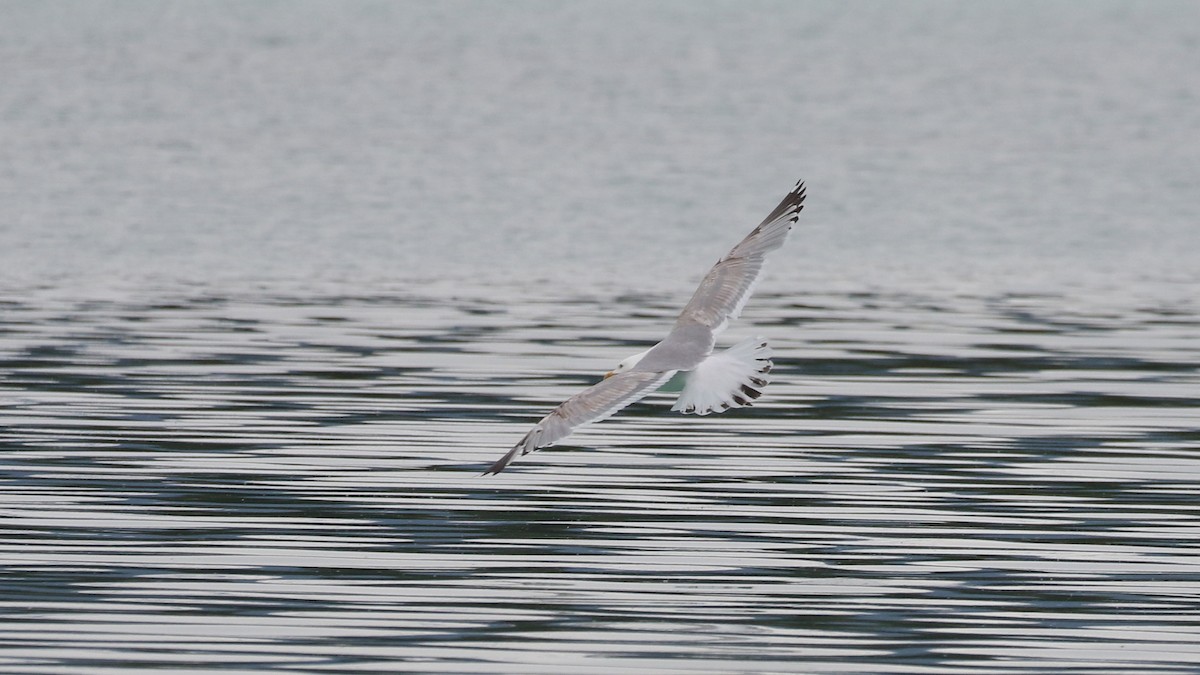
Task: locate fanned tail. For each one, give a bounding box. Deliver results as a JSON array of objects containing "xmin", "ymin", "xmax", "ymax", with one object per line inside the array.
[{"xmin": 671, "ymin": 337, "xmax": 772, "ymax": 415}]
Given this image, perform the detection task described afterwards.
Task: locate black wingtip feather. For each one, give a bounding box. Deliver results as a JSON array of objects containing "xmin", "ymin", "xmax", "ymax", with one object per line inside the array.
[{"xmin": 757, "ymin": 179, "xmax": 807, "ymax": 228}]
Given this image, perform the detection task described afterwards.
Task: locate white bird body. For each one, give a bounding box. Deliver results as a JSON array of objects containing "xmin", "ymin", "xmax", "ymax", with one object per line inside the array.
[{"xmin": 484, "ymin": 180, "xmax": 806, "ymax": 474}]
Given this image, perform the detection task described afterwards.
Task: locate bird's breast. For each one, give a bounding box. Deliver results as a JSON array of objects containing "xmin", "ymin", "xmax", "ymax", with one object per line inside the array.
[{"xmin": 635, "ymin": 324, "xmax": 714, "ymax": 372}]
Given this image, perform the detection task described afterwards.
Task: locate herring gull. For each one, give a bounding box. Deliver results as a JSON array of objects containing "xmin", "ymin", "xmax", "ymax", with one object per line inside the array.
[{"xmin": 484, "ymin": 180, "xmax": 806, "ymax": 474}]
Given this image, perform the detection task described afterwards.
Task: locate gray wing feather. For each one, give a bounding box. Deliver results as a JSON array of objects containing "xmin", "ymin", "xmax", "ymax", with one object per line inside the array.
[
  {"xmin": 483, "ymin": 370, "xmax": 673, "ymax": 474},
  {"xmin": 673, "ymin": 180, "xmax": 806, "ymax": 336}
]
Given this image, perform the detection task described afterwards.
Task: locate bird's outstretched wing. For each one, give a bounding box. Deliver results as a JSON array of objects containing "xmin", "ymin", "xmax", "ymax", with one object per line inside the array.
[
  {"xmin": 672, "ymin": 180, "xmax": 806, "ymax": 336},
  {"xmin": 484, "ymin": 369, "xmax": 674, "ymax": 475}
]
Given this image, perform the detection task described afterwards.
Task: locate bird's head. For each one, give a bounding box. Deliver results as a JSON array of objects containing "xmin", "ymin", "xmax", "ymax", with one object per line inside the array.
[{"xmin": 604, "ymin": 348, "xmax": 652, "ymax": 379}]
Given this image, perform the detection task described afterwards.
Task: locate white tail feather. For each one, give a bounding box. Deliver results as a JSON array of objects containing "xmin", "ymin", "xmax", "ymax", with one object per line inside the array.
[{"xmin": 672, "ymin": 337, "xmax": 772, "ymax": 415}]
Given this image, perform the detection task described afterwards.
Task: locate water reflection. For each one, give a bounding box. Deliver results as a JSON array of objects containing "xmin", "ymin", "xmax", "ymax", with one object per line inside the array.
[{"xmin": 1, "ymin": 287, "xmax": 1198, "ymax": 672}]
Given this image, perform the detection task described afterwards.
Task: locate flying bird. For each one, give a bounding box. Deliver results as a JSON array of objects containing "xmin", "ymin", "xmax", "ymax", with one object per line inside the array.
[{"xmin": 484, "ymin": 180, "xmax": 807, "ymax": 474}]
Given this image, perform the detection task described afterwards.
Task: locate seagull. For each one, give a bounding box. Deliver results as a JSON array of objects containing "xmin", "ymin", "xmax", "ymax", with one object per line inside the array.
[{"xmin": 484, "ymin": 180, "xmax": 806, "ymax": 474}]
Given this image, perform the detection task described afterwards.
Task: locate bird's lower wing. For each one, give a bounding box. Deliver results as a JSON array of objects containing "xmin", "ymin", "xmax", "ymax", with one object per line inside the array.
[{"xmin": 483, "ymin": 369, "xmax": 674, "ymax": 475}]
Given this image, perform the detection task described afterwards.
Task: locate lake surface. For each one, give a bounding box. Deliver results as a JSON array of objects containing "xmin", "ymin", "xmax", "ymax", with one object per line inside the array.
[
  {"xmin": 2, "ymin": 2, "xmax": 1199, "ymax": 673},
  {"xmin": 3, "ymin": 285, "xmax": 1198, "ymax": 673}
]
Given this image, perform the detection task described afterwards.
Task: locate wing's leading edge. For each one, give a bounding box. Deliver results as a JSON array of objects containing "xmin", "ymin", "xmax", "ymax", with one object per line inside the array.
[
  {"xmin": 483, "ymin": 369, "xmax": 673, "ymax": 475},
  {"xmin": 673, "ymin": 180, "xmax": 806, "ymax": 335},
  {"xmin": 636, "ymin": 180, "xmax": 805, "ymax": 374}
]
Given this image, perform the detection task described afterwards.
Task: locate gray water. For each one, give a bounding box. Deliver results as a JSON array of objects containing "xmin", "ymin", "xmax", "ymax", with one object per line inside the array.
[{"xmin": 2, "ymin": 2, "xmax": 1200, "ymax": 673}]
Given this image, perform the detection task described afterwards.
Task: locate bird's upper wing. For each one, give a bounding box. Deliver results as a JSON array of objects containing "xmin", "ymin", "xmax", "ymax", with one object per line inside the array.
[
  {"xmin": 671, "ymin": 180, "xmax": 806, "ymax": 337},
  {"xmin": 484, "ymin": 369, "xmax": 674, "ymax": 475}
]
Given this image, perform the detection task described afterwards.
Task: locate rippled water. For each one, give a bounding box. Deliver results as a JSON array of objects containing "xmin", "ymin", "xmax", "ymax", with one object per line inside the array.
[
  {"xmin": 3, "ymin": 285, "xmax": 1198, "ymax": 673},
  {"xmin": 4, "ymin": 0, "xmax": 1200, "ymax": 671}
]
